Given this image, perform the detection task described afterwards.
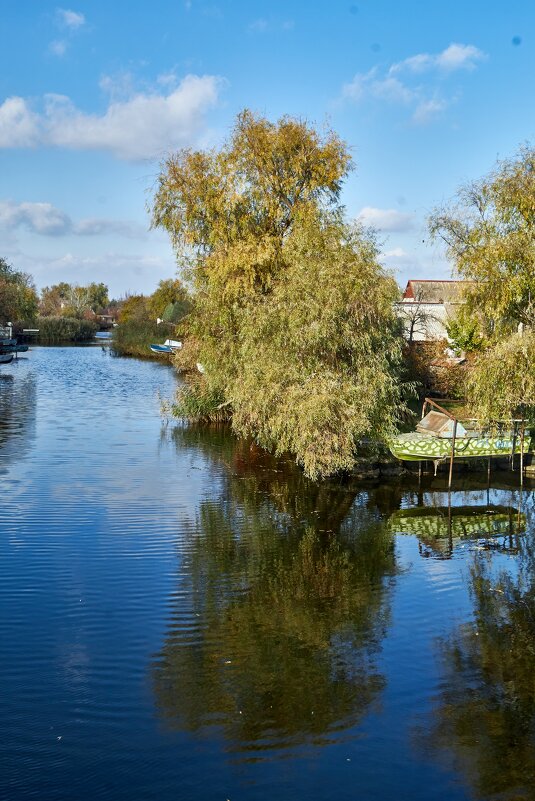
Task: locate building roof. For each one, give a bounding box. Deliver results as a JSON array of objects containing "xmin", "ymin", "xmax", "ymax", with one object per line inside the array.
[{"xmin": 402, "ymin": 280, "xmax": 474, "ymax": 304}]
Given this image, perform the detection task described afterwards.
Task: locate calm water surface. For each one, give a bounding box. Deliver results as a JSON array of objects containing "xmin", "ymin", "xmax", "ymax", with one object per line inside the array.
[{"xmin": 1, "ymin": 346, "xmax": 534, "ymax": 801}]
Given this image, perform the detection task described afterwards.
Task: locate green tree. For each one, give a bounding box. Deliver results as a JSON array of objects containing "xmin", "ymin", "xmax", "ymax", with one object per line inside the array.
[
  {"xmin": 40, "ymin": 282, "xmax": 70, "ymax": 316},
  {"xmin": 445, "ymin": 305, "xmax": 484, "ymax": 355},
  {"xmin": 424, "ymin": 529, "xmax": 535, "ymax": 798},
  {"xmin": 153, "ymin": 426, "xmax": 396, "ymax": 752},
  {"xmin": 230, "ymin": 212, "xmax": 406, "ymax": 479},
  {"xmin": 40, "ymin": 282, "xmax": 109, "ymax": 318},
  {"xmin": 0, "ymin": 257, "xmax": 38, "ymax": 322},
  {"xmin": 153, "ymin": 110, "xmax": 408, "ymax": 478},
  {"xmin": 466, "ymin": 331, "xmax": 535, "ymax": 424},
  {"xmin": 86, "ymin": 282, "xmax": 109, "ymax": 312},
  {"xmin": 117, "ymin": 294, "xmax": 148, "ymax": 323},
  {"xmin": 147, "ymin": 277, "xmax": 191, "ymax": 324},
  {"xmin": 429, "ymin": 145, "xmax": 535, "ymax": 333}
]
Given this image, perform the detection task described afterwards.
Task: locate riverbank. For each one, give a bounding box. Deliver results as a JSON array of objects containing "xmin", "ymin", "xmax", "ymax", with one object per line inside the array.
[{"xmin": 111, "ymin": 320, "xmax": 174, "ymax": 360}]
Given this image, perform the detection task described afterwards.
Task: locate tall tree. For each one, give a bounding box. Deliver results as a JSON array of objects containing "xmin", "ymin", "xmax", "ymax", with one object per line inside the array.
[
  {"xmin": 147, "ymin": 278, "xmax": 190, "ymax": 321},
  {"xmin": 0, "ymin": 258, "xmax": 38, "ymax": 322},
  {"xmin": 40, "ymin": 282, "xmax": 109, "ymax": 318},
  {"xmin": 429, "ymin": 145, "xmax": 535, "ymax": 332},
  {"xmin": 153, "ymin": 111, "xmax": 408, "ymax": 478}
]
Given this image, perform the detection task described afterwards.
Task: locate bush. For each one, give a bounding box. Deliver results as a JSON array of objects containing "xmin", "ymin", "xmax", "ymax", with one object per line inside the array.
[
  {"xmin": 35, "ymin": 316, "xmax": 98, "ymax": 343},
  {"xmin": 172, "ymin": 379, "xmax": 230, "ymax": 423},
  {"xmin": 466, "ymin": 332, "xmax": 535, "ymax": 424},
  {"xmin": 112, "ymin": 320, "xmax": 172, "ymax": 359}
]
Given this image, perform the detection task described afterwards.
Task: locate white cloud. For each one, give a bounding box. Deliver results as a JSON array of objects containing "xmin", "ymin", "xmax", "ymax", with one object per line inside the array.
[
  {"xmin": 27, "ymin": 251, "xmax": 174, "ymax": 296},
  {"xmin": 437, "ymin": 43, "xmax": 484, "ymax": 70},
  {"xmin": 49, "ymin": 39, "xmax": 67, "ymax": 57},
  {"xmin": 357, "ymin": 207, "xmax": 414, "ymax": 232},
  {"xmin": 383, "ymin": 247, "xmax": 409, "ymax": 259},
  {"xmin": 249, "ymin": 18, "xmax": 268, "ymax": 32},
  {"xmin": 343, "ymin": 69, "xmax": 415, "ymax": 104},
  {"xmin": 390, "ymin": 43, "xmax": 485, "ymax": 74},
  {"xmin": 0, "ymin": 200, "xmax": 147, "ymax": 239},
  {"xmin": 49, "ymin": 8, "xmax": 86, "ymax": 56},
  {"xmin": 56, "ymin": 8, "xmax": 86, "ymax": 29},
  {"xmin": 341, "ymin": 42, "xmax": 485, "ymax": 125},
  {"xmin": 248, "ymin": 17, "xmax": 294, "ymax": 33},
  {"xmin": 0, "ymin": 97, "xmax": 41, "ymax": 147},
  {"xmin": 412, "ymin": 98, "xmax": 448, "ymax": 124},
  {"xmin": 72, "ymin": 218, "xmax": 146, "ymax": 238},
  {"xmin": 0, "ymin": 201, "xmax": 70, "ymax": 235},
  {"xmin": 0, "ymin": 74, "xmax": 223, "ymax": 160}
]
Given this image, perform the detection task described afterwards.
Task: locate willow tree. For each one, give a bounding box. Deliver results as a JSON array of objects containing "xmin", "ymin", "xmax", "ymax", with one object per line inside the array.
[
  {"xmin": 153, "ymin": 428, "xmax": 396, "ymax": 750},
  {"xmin": 425, "ymin": 539, "xmax": 535, "ymax": 798},
  {"xmin": 152, "ymin": 110, "xmax": 408, "ymax": 478},
  {"xmin": 466, "ymin": 331, "xmax": 535, "ymax": 424},
  {"xmin": 429, "ymin": 145, "xmax": 535, "ymax": 334}
]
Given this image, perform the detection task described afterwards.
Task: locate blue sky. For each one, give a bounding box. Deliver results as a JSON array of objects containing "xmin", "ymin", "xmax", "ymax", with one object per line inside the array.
[{"xmin": 0, "ymin": 0, "xmax": 533, "ymax": 297}]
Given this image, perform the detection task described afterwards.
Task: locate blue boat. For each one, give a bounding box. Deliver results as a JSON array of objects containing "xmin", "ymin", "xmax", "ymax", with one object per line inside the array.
[{"xmin": 149, "ymin": 339, "xmax": 182, "ymax": 355}]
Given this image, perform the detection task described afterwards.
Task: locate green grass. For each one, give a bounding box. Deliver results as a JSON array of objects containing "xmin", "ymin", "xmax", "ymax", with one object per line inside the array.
[{"xmin": 111, "ymin": 320, "xmax": 174, "ymax": 360}]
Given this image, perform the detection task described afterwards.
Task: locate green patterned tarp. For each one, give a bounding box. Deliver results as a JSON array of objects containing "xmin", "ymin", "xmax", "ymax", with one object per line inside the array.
[
  {"xmin": 388, "ymin": 505, "xmax": 526, "ymax": 539},
  {"xmin": 388, "ymin": 431, "xmax": 532, "ymax": 462}
]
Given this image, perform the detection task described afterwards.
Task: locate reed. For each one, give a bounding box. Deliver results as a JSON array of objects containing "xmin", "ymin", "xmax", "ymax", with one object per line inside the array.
[
  {"xmin": 35, "ymin": 316, "xmax": 98, "ymax": 343},
  {"xmin": 112, "ymin": 320, "xmax": 170, "ymax": 359}
]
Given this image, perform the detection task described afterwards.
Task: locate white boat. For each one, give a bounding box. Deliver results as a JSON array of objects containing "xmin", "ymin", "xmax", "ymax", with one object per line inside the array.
[{"xmin": 149, "ymin": 339, "xmax": 183, "ymax": 355}]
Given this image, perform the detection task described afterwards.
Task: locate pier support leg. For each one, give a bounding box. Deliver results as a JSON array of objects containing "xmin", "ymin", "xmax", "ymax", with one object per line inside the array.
[
  {"xmin": 448, "ymin": 421, "xmax": 458, "ymax": 491},
  {"xmin": 520, "ymin": 422, "xmax": 525, "ymax": 489}
]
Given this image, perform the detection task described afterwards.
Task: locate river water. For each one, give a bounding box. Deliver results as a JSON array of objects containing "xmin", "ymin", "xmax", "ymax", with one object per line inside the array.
[{"xmin": 1, "ymin": 346, "xmax": 534, "ymax": 801}]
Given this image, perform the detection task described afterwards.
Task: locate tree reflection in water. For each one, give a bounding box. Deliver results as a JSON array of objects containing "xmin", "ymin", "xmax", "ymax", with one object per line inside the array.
[
  {"xmin": 0, "ymin": 370, "xmax": 36, "ymax": 469},
  {"xmin": 153, "ymin": 427, "xmax": 397, "ymax": 755},
  {"xmin": 422, "ymin": 500, "xmax": 535, "ymax": 799}
]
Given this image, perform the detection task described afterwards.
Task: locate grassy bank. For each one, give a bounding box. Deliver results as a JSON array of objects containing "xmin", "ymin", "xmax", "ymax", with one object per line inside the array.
[
  {"xmin": 31, "ymin": 316, "xmax": 98, "ymax": 344},
  {"xmin": 111, "ymin": 320, "xmax": 173, "ymax": 360}
]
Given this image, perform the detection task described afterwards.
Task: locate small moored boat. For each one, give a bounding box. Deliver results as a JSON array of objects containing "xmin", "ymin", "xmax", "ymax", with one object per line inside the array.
[
  {"xmin": 388, "ymin": 398, "xmax": 531, "ymax": 465},
  {"xmin": 149, "ymin": 339, "xmax": 183, "ymax": 354}
]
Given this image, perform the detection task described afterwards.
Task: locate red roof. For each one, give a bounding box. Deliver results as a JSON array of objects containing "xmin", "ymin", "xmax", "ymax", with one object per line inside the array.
[{"xmin": 402, "ymin": 280, "xmax": 475, "ymax": 303}]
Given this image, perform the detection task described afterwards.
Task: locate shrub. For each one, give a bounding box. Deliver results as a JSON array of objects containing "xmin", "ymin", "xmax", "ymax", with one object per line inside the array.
[{"xmin": 35, "ymin": 316, "xmax": 98, "ymax": 343}]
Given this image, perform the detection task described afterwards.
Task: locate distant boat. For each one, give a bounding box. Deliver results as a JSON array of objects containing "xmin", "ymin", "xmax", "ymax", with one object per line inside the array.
[
  {"xmin": 149, "ymin": 339, "xmax": 182, "ymax": 354},
  {"xmin": 0, "ymin": 325, "xmax": 28, "ymax": 360}
]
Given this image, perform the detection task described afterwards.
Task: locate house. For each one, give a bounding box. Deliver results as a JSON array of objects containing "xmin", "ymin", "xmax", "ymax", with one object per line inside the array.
[
  {"xmin": 396, "ymin": 279, "xmax": 474, "ymax": 342},
  {"xmin": 97, "ymin": 307, "xmax": 120, "ymax": 328}
]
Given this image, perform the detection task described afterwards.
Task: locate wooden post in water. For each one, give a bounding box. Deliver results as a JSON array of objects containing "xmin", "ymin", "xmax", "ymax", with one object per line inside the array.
[
  {"xmin": 520, "ymin": 419, "xmax": 525, "ymax": 488},
  {"xmin": 448, "ymin": 420, "xmax": 458, "ymax": 491}
]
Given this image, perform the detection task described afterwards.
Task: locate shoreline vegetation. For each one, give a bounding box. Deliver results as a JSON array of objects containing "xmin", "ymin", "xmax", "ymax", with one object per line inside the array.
[
  {"xmin": 32, "ymin": 316, "xmax": 98, "ymax": 344},
  {"xmin": 149, "ymin": 111, "xmax": 534, "ymax": 479},
  {"xmin": 1, "ymin": 115, "xmax": 533, "ymax": 482},
  {"xmin": 111, "ymin": 320, "xmax": 173, "ymax": 360}
]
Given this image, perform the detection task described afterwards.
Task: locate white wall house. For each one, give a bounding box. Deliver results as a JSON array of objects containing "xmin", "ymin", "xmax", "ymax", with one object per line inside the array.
[{"xmin": 396, "ymin": 280, "xmax": 474, "ymax": 342}]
